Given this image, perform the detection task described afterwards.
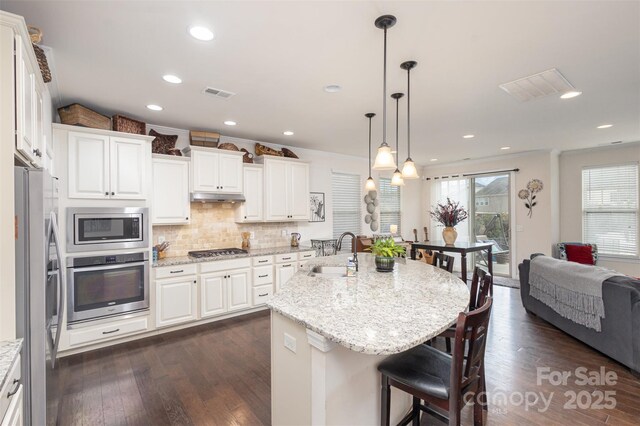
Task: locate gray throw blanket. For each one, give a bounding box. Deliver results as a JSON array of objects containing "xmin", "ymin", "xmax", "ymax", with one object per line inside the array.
[{"xmin": 529, "ymin": 256, "xmax": 622, "ymax": 331}]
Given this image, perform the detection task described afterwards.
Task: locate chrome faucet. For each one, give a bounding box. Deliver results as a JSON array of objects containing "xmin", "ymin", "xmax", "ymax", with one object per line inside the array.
[{"xmin": 336, "ymin": 232, "xmax": 358, "ymax": 272}]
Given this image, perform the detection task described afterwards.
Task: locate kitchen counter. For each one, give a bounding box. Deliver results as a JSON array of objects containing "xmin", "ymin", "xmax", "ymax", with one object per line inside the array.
[
  {"xmin": 268, "ymin": 253, "xmax": 470, "ymax": 425},
  {"xmin": 268, "ymin": 253, "xmax": 469, "ymax": 355},
  {"xmin": 0, "ymin": 339, "xmax": 22, "ymax": 391},
  {"xmin": 153, "ymin": 245, "xmax": 314, "ymax": 267}
]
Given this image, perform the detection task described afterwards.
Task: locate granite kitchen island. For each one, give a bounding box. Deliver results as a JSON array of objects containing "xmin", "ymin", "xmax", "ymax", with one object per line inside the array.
[{"xmin": 267, "ymin": 253, "xmax": 469, "ymax": 425}]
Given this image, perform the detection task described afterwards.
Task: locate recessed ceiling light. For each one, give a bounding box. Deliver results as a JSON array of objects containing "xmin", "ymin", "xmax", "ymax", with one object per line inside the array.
[
  {"xmin": 430, "ymin": 158, "xmax": 438, "ymax": 162},
  {"xmin": 224, "ymin": 120, "xmax": 237, "ymax": 126},
  {"xmin": 162, "ymin": 74, "xmax": 182, "ymax": 84},
  {"xmin": 501, "ymin": 146, "xmax": 511, "ymax": 150},
  {"xmin": 560, "ymin": 91, "xmax": 582, "ymax": 99},
  {"xmin": 146, "ymin": 104, "xmax": 163, "ymax": 111},
  {"xmin": 283, "ymin": 131, "xmax": 294, "ymax": 136},
  {"xmin": 189, "ymin": 26, "xmax": 214, "ymax": 41},
  {"xmin": 463, "ymin": 134, "xmax": 475, "ymax": 139},
  {"xmin": 324, "ymin": 84, "xmax": 342, "ymax": 93},
  {"xmin": 597, "ymin": 124, "xmax": 613, "ymax": 129}
]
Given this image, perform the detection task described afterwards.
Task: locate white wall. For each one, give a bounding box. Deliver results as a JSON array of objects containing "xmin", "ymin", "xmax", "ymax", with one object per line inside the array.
[
  {"xmin": 559, "ymin": 142, "xmax": 640, "ymax": 276},
  {"xmin": 421, "ymin": 151, "xmax": 558, "ymax": 275},
  {"xmin": 148, "ymin": 124, "xmax": 423, "ymax": 245}
]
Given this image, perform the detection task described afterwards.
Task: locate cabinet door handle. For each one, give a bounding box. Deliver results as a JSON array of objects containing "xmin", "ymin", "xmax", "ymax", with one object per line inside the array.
[
  {"xmin": 258, "ymin": 274, "xmax": 268, "ymax": 278},
  {"xmin": 105, "ymin": 191, "xmax": 109, "ymax": 196},
  {"xmin": 258, "ymin": 260, "xmax": 268, "ymax": 263},
  {"xmin": 258, "ymin": 293, "xmax": 268, "ymax": 297},
  {"xmin": 111, "ymin": 192, "xmax": 115, "ymax": 196},
  {"xmin": 282, "ymin": 257, "xmax": 291, "ymax": 260},
  {"xmin": 193, "ymin": 280, "xmax": 197, "ymax": 284},
  {"xmin": 185, "ymin": 217, "xmax": 189, "ymax": 220},
  {"xmin": 281, "ymin": 264, "xmax": 292, "ymax": 267},
  {"xmin": 170, "ymin": 270, "xmax": 184, "ymax": 274},
  {"xmin": 102, "ymin": 328, "xmax": 120, "ymax": 335},
  {"xmin": 7, "ymin": 379, "xmax": 19, "ymax": 397}
]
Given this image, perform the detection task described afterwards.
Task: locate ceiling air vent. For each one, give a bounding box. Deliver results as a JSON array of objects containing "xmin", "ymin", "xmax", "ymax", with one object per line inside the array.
[
  {"xmin": 203, "ymin": 87, "xmax": 236, "ymax": 99},
  {"xmin": 499, "ymin": 68, "xmax": 575, "ymax": 102}
]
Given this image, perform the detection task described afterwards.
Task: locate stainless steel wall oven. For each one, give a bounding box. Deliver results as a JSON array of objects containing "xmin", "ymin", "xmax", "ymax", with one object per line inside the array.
[{"xmin": 66, "ymin": 251, "xmax": 149, "ymax": 323}]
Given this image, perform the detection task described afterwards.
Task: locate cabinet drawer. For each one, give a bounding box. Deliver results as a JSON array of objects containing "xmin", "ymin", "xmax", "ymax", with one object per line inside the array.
[
  {"xmin": 68, "ymin": 317, "xmax": 149, "ymax": 347},
  {"xmin": 252, "ymin": 255, "xmax": 273, "ymax": 266},
  {"xmin": 275, "ymin": 253, "xmax": 296, "ymax": 263},
  {"xmin": 298, "ymin": 251, "xmax": 316, "ymax": 260},
  {"xmin": 253, "ymin": 265, "xmax": 273, "ymax": 286},
  {"xmin": 155, "ymin": 264, "xmax": 197, "ymax": 279},
  {"xmin": 253, "ymin": 284, "xmax": 273, "ymax": 306},
  {"xmin": 200, "ymin": 258, "xmax": 251, "ymax": 274},
  {"xmin": 0, "ymin": 355, "xmax": 21, "ymax": 423}
]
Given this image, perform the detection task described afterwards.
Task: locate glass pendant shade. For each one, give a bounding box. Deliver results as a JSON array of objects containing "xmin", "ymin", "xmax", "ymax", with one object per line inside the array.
[
  {"xmin": 391, "ymin": 169, "xmax": 405, "ymax": 186},
  {"xmin": 401, "ymin": 158, "xmax": 419, "ymax": 179},
  {"xmin": 373, "ymin": 143, "xmax": 396, "ymax": 170},
  {"xmin": 365, "ymin": 176, "xmax": 376, "ymax": 190}
]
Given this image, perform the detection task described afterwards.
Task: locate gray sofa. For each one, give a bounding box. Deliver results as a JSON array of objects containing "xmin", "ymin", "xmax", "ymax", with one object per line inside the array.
[{"xmin": 519, "ymin": 255, "xmax": 640, "ymax": 376}]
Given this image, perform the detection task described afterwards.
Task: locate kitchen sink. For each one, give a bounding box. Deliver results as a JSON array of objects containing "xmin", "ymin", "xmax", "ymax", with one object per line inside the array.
[{"xmin": 308, "ymin": 266, "xmax": 349, "ymax": 278}]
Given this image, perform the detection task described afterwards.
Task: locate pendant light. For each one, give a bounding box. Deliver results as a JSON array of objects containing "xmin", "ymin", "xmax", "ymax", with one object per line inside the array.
[
  {"xmin": 390, "ymin": 93, "xmax": 405, "ymax": 186},
  {"xmin": 372, "ymin": 15, "xmax": 397, "ymax": 171},
  {"xmin": 365, "ymin": 113, "xmax": 376, "ymax": 191},
  {"xmin": 400, "ymin": 60, "xmax": 420, "ymax": 179}
]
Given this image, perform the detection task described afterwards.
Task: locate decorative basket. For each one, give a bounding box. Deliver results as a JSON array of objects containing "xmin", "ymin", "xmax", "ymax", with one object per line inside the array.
[
  {"xmin": 189, "ymin": 131, "xmax": 220, "ymax": 148},
  {"xmin": 218, "ymin": 143, "xmax": 240, "ymax": 151},
  {"xmin": 58, "ymin": 104, "xmax": 111, "ymax": 130},
  {"xmin": 112, "ymin": 115, "xmax": 146, "ymax": 135},
  {"xmin": 282, "ymin": 147, "xmax": 299, "ymax": 159},
  {"xmin": 28, "ymin": 26, "xmax": 52, "ymax": 83},
  {"xmin": 255, "ymin": 142, "xmax": 283, "ymax": 157},
  {"xmin": 240, "ymin": 148, "xmax": 254, "ymax": 163}
]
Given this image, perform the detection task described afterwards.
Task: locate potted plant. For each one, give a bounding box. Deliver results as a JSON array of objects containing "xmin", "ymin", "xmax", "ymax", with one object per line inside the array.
[
  {"xmin": 430, "ymin": 198, "xmax": 469, "ymax": 245},
  {"xmin": 367, "ymin": 237, "xmax": 406, "ymax": 272}
]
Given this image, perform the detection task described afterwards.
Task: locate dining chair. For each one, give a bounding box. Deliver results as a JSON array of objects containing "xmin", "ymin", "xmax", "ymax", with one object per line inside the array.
[
  {"xmin": 432, "ymin": 252, "xmax": 455, "ymax": 273},
  {"xmin": 378, "ymin": 297, "xmax": 493, "ymax": 426}
]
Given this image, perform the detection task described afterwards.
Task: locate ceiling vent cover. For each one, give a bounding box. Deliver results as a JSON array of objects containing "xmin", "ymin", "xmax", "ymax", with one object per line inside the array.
[
  {"xmin": 203, "ymin": 87, "xmax": 236, "ymax": 99},
  {"xmin": 499, "ymin": 68, "xmax": 575, "ymax": 102}
]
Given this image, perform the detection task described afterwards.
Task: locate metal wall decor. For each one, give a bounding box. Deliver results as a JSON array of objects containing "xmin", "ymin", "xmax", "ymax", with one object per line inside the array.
[
  {"xmin": 309, "ymin": 192, "xmax": 325, "ymax": 222},
  {"xmin": 364, "ymin": 190, "xmax": 380, "ymax": 232}
]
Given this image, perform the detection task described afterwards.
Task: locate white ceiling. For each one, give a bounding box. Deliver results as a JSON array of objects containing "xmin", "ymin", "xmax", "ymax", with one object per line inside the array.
[{"xmin": 4, "ymin": 1, "xmax": 640, "ymax": 165}]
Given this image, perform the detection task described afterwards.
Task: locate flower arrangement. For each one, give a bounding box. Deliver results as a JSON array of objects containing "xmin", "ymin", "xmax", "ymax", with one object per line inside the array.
[
  {"xmin": 367, "ymin": 237, "xmax": 406, "ymax": 258},
  {"xmin": 430, "ymin": 198, "xmax": 469, "ymax": 227},
  {"xmin": 518, "ymin": 179, "xmax": 544, "ymax": 218}
]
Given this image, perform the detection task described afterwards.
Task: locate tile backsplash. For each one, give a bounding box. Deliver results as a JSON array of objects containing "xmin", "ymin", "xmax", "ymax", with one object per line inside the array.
[{"xmin": 152, "ymin": 203, "xmax": 298, "ymax": 257}]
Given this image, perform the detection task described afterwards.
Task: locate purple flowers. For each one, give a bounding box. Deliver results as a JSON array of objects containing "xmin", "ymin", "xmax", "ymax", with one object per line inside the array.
[{"xmin": 430, "ymin": 198, "xmax": 469, "ymax": 227}]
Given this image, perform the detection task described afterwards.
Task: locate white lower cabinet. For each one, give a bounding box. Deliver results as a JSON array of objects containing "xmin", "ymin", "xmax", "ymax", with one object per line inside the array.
[
  {"xmin": 67, "ymin": 316, "xmax": 149, "ymax": 347},
  {"xmin": 156, "ymin": 276, "xmax": 198, "ymax": 328},
  {"xmin": 253, "ymin": 285, "xmax": 274, "ymax": 306},
  {"xmin": 0, "ymin": 356, "xmax": 22, "ymax": 426},
  {"xmin": 200, "ymin": 273, "xmax": 226, "ymax": 318},
  {"xmin": 275, "ymin": 262, "xmax": 296, "ymax": 292},
  {"xmin": 227, "ymin": 270, "xmax": 251, "ymax": 312}
]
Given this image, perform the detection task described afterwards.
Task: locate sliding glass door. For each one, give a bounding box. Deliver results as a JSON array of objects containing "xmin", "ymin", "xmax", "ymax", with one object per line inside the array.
[{"xmin": 430, "ymin": 173, "xmax": 512, "ymax": 277}]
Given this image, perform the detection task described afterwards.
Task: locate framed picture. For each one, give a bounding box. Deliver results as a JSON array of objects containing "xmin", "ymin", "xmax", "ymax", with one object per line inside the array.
[{"xmin": 309, "ymin": 192, "xmax": 325, "ymax": 222}]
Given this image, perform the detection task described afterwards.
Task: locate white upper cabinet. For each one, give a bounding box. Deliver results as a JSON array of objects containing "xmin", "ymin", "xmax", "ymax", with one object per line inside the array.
[
  {"xmin": 263, "ymin": 158, "xmax": 309, "ymax": 221},
  {"xmin": 67, "ymin": 129, "xmax": 149, "ymax": 200},
  {"xmin": 236, "ymin": 165, "xmax": 263, "ymax": 222},
  {"xmin": 15, "ymin": 34, "xmax": 37, "ymax": 165},
  {"xmin": 186, "ymin": 146, "xmax": 243, "ymax": 194},
  {"xmin": 152, "ymin": 155, "xmax": 190, "ymax": 225},
  {"xmin": 68, "ymin": 132, "xmax": 110, "ymax": 199},
  {"xmin": 110, "ymin": 136, "xmax": 147, "ymax": 199}
]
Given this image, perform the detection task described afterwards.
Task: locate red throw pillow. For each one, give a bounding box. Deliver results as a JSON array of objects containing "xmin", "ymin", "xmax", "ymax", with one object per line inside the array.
[{"xmin": 565, "ymin": 244, "xmax": 594, "ymax": 265}]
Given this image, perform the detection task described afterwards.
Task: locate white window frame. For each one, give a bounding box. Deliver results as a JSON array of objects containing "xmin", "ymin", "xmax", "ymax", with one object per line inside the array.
[
  {"xmin": 331, "ymin": 171, "xmax": 362, "ymax": 250},
  {"xmin": 581, "ymin": 162, "xmax": 639, "ymax": 259}
]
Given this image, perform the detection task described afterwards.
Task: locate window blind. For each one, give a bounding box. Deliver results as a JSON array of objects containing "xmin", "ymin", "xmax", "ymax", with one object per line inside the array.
[
  {"xmin": 332, "ymin": 172, "xmax": 361, "ymax": 251},
  {"xmin": 379, "ymin": 178, "xmax": 401, "ymax": 234},
  {"xmin": 582, "ymin": 163, "xmax": 639, "ymax": 257}
]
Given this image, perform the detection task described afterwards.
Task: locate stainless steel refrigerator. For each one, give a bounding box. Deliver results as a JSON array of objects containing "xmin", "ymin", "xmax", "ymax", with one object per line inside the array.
[{"xmin": 15, "ymin": 167, "xmax": 63, "ymax": 426}]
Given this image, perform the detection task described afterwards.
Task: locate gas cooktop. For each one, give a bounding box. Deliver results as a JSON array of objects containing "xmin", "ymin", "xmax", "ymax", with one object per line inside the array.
[{"xmin": 188, "ymin": 248, "xmax": 248, "ymax": 258}]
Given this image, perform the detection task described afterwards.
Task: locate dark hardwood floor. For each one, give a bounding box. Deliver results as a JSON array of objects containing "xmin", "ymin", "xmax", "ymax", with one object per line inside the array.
[{"xmin": 53, "ymin": 286, "xmax": 640, "ymax": 425}]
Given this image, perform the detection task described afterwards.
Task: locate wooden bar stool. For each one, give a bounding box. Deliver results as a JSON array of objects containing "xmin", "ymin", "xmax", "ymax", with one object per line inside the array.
[{"xmin": 378, "ymin": 298, "xmax": 493, "ymax": 426}]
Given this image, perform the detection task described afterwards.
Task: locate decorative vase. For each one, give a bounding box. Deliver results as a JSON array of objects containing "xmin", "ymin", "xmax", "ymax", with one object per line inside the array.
[
  {"xmin": 442, "ymin": 227, "xmax": 458, "ymax": 245},
  {"xmin": 375, "ymin": 256, "xmax": 395, "ymax": 272}
]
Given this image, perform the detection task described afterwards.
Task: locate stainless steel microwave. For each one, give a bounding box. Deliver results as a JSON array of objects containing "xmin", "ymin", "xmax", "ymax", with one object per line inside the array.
[{"xmin": 66, "ymin": 207, "xmax": 148, "ymax": 252}]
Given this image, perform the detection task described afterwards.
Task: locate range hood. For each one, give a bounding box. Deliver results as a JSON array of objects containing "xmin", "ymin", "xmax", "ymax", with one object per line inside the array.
[{"xmin": 190, "ymin": 192, "xmax": 246, "ymax": 203}]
